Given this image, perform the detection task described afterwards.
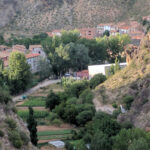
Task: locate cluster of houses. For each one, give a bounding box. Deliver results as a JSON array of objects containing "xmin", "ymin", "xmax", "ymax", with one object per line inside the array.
[
  {"xmin": 0, "ymin": 45, "xmax": 46, "ymax": 73},
  {"xmin": 47, "ymin": 21, "xmax": 144, "ymax": 46},
  {"xmin": 0, "ymin": 19, "xmax": 147, "ymax": 78}
]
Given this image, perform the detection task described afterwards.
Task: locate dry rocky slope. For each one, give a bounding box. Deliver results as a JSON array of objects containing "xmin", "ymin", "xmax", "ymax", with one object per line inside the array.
[
  {"xmin": 1, "ymin": 0, "xmax": 150, "ymax": 35},
  {"xmin": 0, "ymin": 103, "xmax": 37, "ymax": 150},
  {"xmin": 94, "ymin": 32, "xmax": 150, "ymax": 129}
]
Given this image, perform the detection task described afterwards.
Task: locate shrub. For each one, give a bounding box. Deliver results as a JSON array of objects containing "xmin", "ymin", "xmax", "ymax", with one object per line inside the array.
[
  {"xmin": 121, "ymin": 121, "xmax": 133, "ymax": 129},
  {"xmin": 8, "ymin": 130, "xmax": 23, "ymax": 148},
  {"xmin": 76, "ymin": 110, "xmax": 94, "ymax": 126},
  {"xmin": 19, "ymin": 131, "xmax": 29, "ymax": 145},
  {"xmin": 12, "ymin": 106, "xmax": 17, "ymax": 113},
  {"xmin": 90, "ymin": 73, "xmax": 106, "ymax": 89},
  {"xmin": 123, "ymin": 95, "xmax": 134, "ymax": 110},
  {"xmin": 112, "ymin": 102, "xmax": 118, "ymax": 108},
  {"xmin": 0, "ymin": 130, "xmax": 4, "ymax": 137},
  {"xmin": 112, "ymin": 109, "xmax": 121, "ymax": 119},
  {"xmin": 66, "ymin": 80, "xmax": 89, "ymax": 98},
  {"xmin": 61, "ymin": 77, "xmax": 76, "ymax": 88},
  {"xmin": 5, "ymin": 118, "xmax": 17, "ymax": 130},
  {"xmin": 83, "ymin": 133, "xmax": 92, "ymax": 143},
  {"xmin": 48, "ymin": 112, "xmax": 59, "ymax": 122},
  {"xmin": 65, "ymin": 141, "xmax": 74, "ymax": 150},
  {"xmin": 79, "ymin": 89, "xmax": 93, "ymax": 104},
  {"xmin": 0, "ymin": 87, "xmax": 11, "ymax": 104},
  {"xmin": 46, "ymin": 91, "xmax": 60, "ymax": 110},
  {"xmin": 52, "ymin": 119, "xmax": 62, "ymax": 127}
]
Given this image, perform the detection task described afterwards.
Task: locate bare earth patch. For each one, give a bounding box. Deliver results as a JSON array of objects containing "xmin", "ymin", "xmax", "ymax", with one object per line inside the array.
[
  {"xmin": 37, "ymin": 124, "xmax": 73, "ymax": 132},
  {"xmin": 41, "ymin": 145, "xmax": 66, "ymax": 150}
]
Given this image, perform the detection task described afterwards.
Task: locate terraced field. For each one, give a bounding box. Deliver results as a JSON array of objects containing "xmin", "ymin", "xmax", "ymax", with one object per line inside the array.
[{"xmin": 15, "ymin": 83, "xmax": 73, "ymax": 149}]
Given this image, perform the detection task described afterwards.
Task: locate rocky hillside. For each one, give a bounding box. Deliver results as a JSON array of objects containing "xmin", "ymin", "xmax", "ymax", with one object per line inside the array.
[
  {"xmin": 0, "ymin": 102, "xmax": 37, "ymax": 150},
  {"xmin": 1, "ymin": 0, "xmax": 150, "ymax": 35},
  {"xmin": 94, "ymin": 32, "xmax": 150, "ymax": 129}
]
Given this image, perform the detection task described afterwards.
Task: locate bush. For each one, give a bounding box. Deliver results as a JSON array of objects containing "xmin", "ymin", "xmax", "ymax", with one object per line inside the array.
[
  {"xmin": 83, "ymin": 133, "xmax": 92, "ymax": 143},
  {"xmin": 123, "ymin": 95, "xmax": 134, "ymax": 110},
  {"xmin": 0, "ymin": 130, "xmax": 4, "ymax": 137},
  {"xmin": 112, "ymin": 109, "xmax": 121, "ymax": 119},
  {"xmin": 8, "ymin": 130, "xmax": 23, "ymax": 148},
  {"xmin": 121, "ymin": 121, "xmax": 133, "ymax": 129},
  {"xmin": 19, "ymin": 131, "xmax": 29, "ymax": 145},
  {"xmin": 76, "ymin": 110, "xmax": 94, "ymax": 126},
  {"xmin": 90, "ymin": 73, "xmax": 106, "ymax": 89},
  {"xmin": 52, "ymin": 119, "xmax": 62, "ymax": 126},
  {"xmin": 0, "ymin": 87, "xmax": 11, "ymax": 104},
  {"xmin": 48, "ymin": 112, "xmax": 59, "ymax": 122},
  {"xmin": 5, "ymin": 118, "xmax": 17, "ymax": 130},
  {"xmin": 65, "ymin": 141, "xmax": 74, "ymax": 150},
  {"xmin": 46, "ymin": 91, "xmax": 60, "ymax": 110},
  {"xmin": 79, "ymin": 89, "xmax": 93, "ymax": 104},
  {"xmin": 66, "ymin": 80, "xmax": 89, "ymax": 98},
  {"xmin": 112, "ymin": 102, "xmax": 118, "ymax": 108}
]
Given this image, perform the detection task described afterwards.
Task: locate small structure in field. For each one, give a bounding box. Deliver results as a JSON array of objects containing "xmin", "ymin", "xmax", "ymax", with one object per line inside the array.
[{"xmin": 48, "ymin": 140, "xmax": 65, "ymax": 148}]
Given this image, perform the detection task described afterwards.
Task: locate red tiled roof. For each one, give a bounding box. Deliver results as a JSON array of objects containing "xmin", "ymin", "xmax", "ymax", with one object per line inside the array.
[
  {"xmin": 29, "ymin": 45, "xmax": 42, "ymax": 51},
  {"xmin": 26, "ymin": 53, "xmax": 40, "ymax": 59},
  {"xmin": 0, "ymin": 51, "xmax": 10, "ymax": 58}
]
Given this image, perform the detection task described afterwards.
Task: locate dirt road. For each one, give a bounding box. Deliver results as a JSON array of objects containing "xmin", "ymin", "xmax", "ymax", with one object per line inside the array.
[{"xmin": 13, "ymin": 79, "xmax": 60, "ymax": 102}]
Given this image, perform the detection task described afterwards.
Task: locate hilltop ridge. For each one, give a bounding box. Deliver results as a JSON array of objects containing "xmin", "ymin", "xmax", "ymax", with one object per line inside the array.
[{"xmin": 1, "ymin": 0, "xmax": 150, "ymax": 35}]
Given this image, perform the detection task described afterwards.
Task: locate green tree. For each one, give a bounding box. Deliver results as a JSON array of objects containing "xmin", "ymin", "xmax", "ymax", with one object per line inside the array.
[
  {"xmin": 38, "ymin": 58, "xmax": 51, "ymax": 81},
  {"xmin": 103, "ymin": 30, "xmax": 110, "ymax": 37},
  {"xmin": 46, "ymin": 91, "xmax": 60, "ymax": 110},
  {"xmin": 128, "ymin": 138, "xmax": 149, "ymax": 150},
  {"xmin": 90, "ymin": 73, "xmax": 106, "ymax": 89},
  {"xmin": 90, "ymin": 131, "xmax": 111, "ymax": 150},
  {"xmin": 7, "ymin": 51, "xmax": 31, "ymax": 94},
  {"xmin": 112, "ymin": 128, "xmax": 149, "ymax": 150},
  {"xmin": 61, "ymin": 30, "xmax": 80, "ymax": 44},
  {"xmin": 27, "ymin": 107, "xmax": 38, "ymax": 146}
]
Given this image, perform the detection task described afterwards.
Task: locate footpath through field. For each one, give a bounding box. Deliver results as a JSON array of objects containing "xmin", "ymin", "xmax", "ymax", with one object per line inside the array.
[{"xmin": 12, "ymin": 79, "xmax": 61, "ymax": 102}]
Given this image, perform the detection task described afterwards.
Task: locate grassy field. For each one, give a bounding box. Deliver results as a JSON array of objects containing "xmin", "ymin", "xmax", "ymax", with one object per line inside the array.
[
  {"xmin": 18, "ymin": 96, "xmax": 46, "ymax": 107},
  {"xmin": 38, "ymin": 129, "xmax": 72, "ymax": 136},
  {"xmin": 38, "ymin": 134, "xmax": 72, "ymax": 140},
  {"xmin": 17, "ymin": 110, "xmax": 49, "ymax": 119}
]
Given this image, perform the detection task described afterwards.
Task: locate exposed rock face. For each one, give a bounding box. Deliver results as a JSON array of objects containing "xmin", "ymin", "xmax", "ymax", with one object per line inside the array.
[
  {"xmin": 125, "ymin": 44, "xmax": 138, "ymax": 65},
  {"xmin": 0, "ymin": 104, "xmax": 37, "ymax": 150},
  {"xmin": 95, "ymin": 31, "xmax": 150, "ymax": 129}
]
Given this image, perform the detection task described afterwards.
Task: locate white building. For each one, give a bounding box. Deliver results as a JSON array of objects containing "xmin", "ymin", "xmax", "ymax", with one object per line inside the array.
[
  {"xmin": 88, "ymin": 62, "xmax": 127, "ymax": 78},
  {"xmin": 29, "ymin": 45, "xmax": 46, "ymax": 58},
  {"xmin": 26, "ymin": 53, "xmax": 40, "ymax": 73}
]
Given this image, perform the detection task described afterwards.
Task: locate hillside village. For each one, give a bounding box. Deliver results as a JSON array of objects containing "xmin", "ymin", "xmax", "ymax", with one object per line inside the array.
[
  {"xmin": 0, "ymin": 20, "xmax": 147, "ymax": 76},
  {"xmin": 1, "ymin": 3, "xmax": 150, "ymax": 149}
]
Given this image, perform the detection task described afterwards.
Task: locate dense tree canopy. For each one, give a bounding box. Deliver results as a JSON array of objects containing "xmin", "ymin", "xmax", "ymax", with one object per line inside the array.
[{"xmin": 7, "ymin": 51, "xmax": 31, "ymax": 94}]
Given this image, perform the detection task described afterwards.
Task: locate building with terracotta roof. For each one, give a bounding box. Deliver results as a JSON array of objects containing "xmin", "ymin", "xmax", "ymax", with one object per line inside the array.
[
  {"xmin": 0, "ymin": 45, "xmax": 12, "ymax": 52},
  {"xmin": 79, "ymin": 28, "xmax": 97, "ymax": 39},
  {"xmin": 12, "ymin": 45, "xmax": 26, "ymax": 53},
  {"xmin": 0, "ymin": 51, "xmax": 10, "ymax": 67},
  {"xmin": 76, "ymin": 70, "xmax": 89, "ymax": 79},
  {"xmin": 29, "ymin": 45, "xmax": 46, "ymax": 58},
  {"xmin": 26, "ymin": 53, "xmax": 40, "ymax": 73}
]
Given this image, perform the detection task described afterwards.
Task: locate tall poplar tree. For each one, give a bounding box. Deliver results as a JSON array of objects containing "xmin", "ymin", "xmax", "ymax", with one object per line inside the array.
[{"xmin": 27, "ymin": 107, "xmax": 38, "ymax": 146}]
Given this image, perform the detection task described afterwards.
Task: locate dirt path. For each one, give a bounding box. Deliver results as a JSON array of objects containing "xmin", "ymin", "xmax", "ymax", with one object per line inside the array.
[
  {"xmin": 13, "ymin": 79, "xmax": 60, "ymax": 102},
  {"xmin": 93, "ymin": 98, "xmax": 114, "ymax": 114}
]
